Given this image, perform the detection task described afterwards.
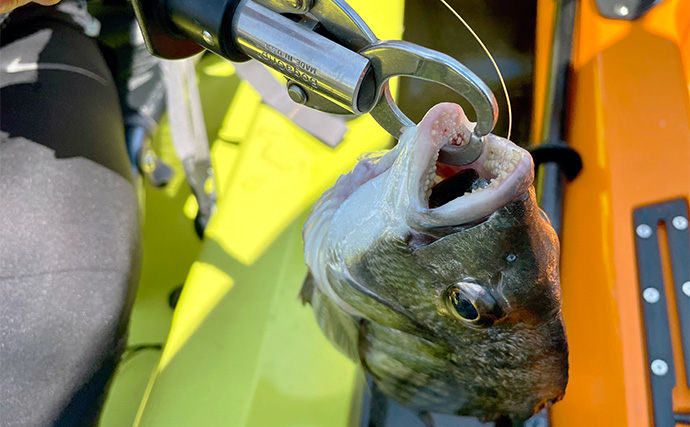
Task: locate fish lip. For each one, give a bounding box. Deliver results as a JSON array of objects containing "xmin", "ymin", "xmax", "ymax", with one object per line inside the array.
[{"xmin": 404, "ymin": 103, "xmax": 534, "ymax": 230}]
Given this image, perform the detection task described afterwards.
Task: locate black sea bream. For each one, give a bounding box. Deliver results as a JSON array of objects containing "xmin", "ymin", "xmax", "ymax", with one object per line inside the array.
[{"xmin": 301, "ymin": 102, "xmax": 568, "ymax": 424}]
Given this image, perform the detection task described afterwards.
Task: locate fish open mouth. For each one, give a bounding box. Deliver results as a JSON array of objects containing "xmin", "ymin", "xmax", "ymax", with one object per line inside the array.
[{"xmin": 409, "ymin": 103, "xmax": 533, "ymax": 229}]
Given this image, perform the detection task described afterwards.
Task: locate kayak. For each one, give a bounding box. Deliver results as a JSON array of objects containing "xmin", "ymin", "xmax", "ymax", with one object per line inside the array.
[{"xmin": 99, "ymin": 0, "xmax": 690, "ymax": 425}]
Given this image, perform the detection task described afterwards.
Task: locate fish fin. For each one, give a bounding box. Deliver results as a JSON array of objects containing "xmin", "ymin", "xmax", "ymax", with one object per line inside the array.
[
  {"xmin": 299, "ymin": 272, "xmax": 315, "ymax": 305},
  {"xmin": 418, "ymin": 411, "xmax": 435, "ymax": 427},
  {"xmin": 357, "ymin": 319, "xmax": 386, "ymax": 384},
  {"xmin": 310, "ymin": 287, "xmax": 360, "ymax": 361},
  {"xmin": 493, "ymin": 415, "xmax": 513, "ymax": 427},
  {"xmin": 357, "ymin": 319, "xmax": 375, "ymax": 376},
  {"xmin": 355, "ymin": 322, "xmax": 449, "ymax": 407},
  {"xmin": 495, "ymin": 414, "xmax": 529, "ymax": 427}
]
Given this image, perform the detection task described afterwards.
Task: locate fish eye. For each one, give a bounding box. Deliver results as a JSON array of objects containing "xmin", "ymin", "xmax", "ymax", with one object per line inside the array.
[
  {"xmin": 445, "ymin": 282, "xmax": 503, "ymax": 325},
  {"xmin": 448, "ymin": 288, "xmax": 479, "ymax": 320}
]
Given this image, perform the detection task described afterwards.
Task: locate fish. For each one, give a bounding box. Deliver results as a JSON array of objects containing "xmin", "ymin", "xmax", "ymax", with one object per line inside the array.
[{"xmin": 301, "ymin": 102, "xmax": 568, "ymax": 424}]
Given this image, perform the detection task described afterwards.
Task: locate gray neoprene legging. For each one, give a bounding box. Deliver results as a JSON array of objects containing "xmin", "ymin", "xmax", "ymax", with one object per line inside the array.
[{"xmin": 0, "ymin": 8, "xmax": 140, "ymax": 426}]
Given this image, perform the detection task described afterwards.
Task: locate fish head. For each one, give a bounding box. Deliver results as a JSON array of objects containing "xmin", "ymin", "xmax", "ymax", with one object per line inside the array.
[
  {"xmin": 405, "ymin": 188, "xmax": 569, "ymax": 421},
  {"xmin": 303, "ymin": 102, "xmax": 568, "ymax": 421}
]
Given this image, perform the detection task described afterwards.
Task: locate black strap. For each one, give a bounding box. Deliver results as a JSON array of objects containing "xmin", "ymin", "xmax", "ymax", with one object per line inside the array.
[{"xmin": 529, "ymin": 142, "xmax": 583, "ymax": 180}]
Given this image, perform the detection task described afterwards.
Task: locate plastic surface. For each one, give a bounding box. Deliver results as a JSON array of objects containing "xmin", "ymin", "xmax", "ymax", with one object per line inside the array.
[{"xmin": 532, "ymin": 0, "xmax": 690, "ymax": 424}]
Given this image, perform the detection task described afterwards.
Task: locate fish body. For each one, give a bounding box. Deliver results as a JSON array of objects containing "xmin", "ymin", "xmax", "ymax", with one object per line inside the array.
[{"xmin": 301, "ymin": 103, "xmax": 568, "ymax": 423}]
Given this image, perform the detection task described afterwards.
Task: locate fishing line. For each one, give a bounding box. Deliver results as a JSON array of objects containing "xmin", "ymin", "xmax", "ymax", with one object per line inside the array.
[{"xmin": 438, "ymin": 0, "xmax": 513, "ymax": 141}]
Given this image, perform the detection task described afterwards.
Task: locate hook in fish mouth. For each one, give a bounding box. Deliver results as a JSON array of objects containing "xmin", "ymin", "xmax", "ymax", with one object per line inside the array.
[{"xmin": 407, "ymin": 103, "xmax": 533, "ymax": 229}]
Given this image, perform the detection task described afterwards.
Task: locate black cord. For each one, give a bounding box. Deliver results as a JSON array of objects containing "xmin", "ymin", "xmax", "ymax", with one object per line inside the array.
[{"xmin": 121, "ymin": 343, "xmax": 163, "ymax": 363}]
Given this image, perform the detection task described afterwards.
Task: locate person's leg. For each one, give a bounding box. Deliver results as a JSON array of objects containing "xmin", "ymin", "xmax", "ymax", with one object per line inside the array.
[{"xmin": 0, "ymin": 9, "xmax": 140, "ymax": 426}]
